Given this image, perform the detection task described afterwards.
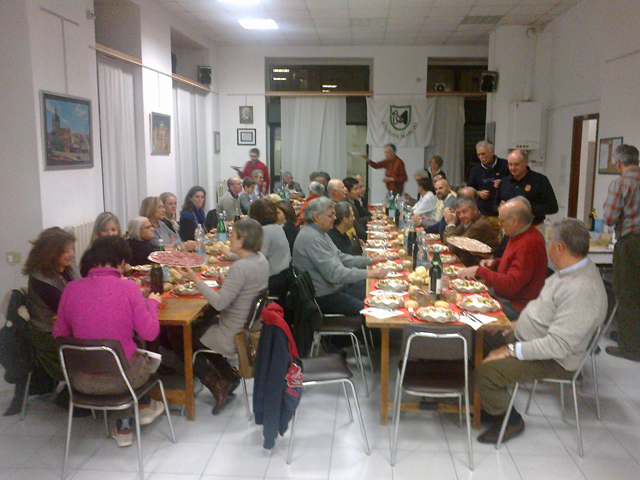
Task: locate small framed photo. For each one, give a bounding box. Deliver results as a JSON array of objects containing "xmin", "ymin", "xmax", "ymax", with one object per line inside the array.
[
  {"xmin": 41, "ymin": 91, "xmax": 93, "ymax": 170},
  {"xmin": 598, "ymin": 137, "xmax": 623, "ymax": 174},
  {"xmin": 214, "ymin": 131, "xmax": 221, "ymax": 154},
  {"xmin": 151, "ymin": 112, "xmax": 171, "ymax": 155},
  {"xmin": 237, "ymin": 128, "xmax": 256, "ymax": 146},
  {"xmin": 239, "ymin": 106, "xmax": 253, "ymax": 124}
]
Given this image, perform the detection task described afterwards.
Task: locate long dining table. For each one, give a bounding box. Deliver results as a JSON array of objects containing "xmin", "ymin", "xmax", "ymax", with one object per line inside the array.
[{"xmin": 363, "ymin": 221, "xmax": 511, "ymax": 428}]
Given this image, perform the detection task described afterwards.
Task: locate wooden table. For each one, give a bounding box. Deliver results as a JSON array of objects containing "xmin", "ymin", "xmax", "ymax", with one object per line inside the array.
[
  {"xmin": 364, "ymin": 283, "xmax": 511, "ymax": 429},
  {"xmin": 157, "ymin": 297, "xmax": 208, "ymax": 420}
]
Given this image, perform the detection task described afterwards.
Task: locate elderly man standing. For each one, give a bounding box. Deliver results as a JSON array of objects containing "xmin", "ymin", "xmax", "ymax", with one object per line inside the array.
[
  {"xmin": 497, "ymin": 149, "xmax": 558, "ymax": 226},
  {"xmin": 364, "ymin": 143, "xmax": 408, "ymax": 194},
  {"xmin": 293, "ymin": 197, "xmax": 386, "ymax": 316},
  {"xmin": 217, "ymin": 177, "xmax": 242, "ymax": 220},
  {"xmin": 475, "ymin": 218, "xmax": 607, "ymax": 444},
  {"xmin": 603, "ymin": 144, "xmax": 640, "ymax": 361},
  {"xmin": 443, "ymin": 196, "xmax": 499, "ymax": 266},
  {"xmin": 468, "ymin": 140, "xmax": 509, "ymax": 231},
  {"xmin": 459, "ymin": 197, "xmax": 547, "ymax": 320}
]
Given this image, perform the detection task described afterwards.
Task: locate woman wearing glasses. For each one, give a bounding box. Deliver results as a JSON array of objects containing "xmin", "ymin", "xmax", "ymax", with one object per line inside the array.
[{"xmin": 126, "ymin": 217, "xmax": 157, "ymax": 266}]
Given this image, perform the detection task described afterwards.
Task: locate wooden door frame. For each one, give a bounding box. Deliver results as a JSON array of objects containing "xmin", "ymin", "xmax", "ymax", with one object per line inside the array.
[{"xmin": 568, "ymin": 113, "xmax": 599, "ymax": 218}]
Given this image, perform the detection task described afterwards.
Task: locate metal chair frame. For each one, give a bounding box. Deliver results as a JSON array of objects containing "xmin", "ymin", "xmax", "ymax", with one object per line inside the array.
[
  {"xmin": 58, "ymin": 343, "xmax": 176, "ymax": 480},
  {"xmin": 496, "ymin": 301, "xmax": 618, "ymax": 458},
  {"xmin": 390, "ymin": 330, "xmax": 474, "ymax": 470}
]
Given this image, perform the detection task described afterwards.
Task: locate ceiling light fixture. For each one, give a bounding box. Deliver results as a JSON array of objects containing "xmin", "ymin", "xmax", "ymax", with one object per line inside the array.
[
  {"xmin": 321, "ymin": 84, "xmax": 337, "ymax": 89},
  {"xmin": 273, "ymin": 68, "xmax": 290, "ymax": 73},
  {"xmin": 273, "ymin": 77, "xmax": 287, "ymax": 81},
  {"xmin": 239, "ymin": 18, "xmax": 278, "ymax": 30},
  {"xmin": 218, "ymin": 0, "xmax": 260, "ymax": 6}
]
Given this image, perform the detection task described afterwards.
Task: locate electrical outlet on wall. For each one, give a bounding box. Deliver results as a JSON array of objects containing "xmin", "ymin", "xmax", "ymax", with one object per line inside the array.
[{"xmin": 6, "ymin": 252, "xmax": 21, "ymax": 265}]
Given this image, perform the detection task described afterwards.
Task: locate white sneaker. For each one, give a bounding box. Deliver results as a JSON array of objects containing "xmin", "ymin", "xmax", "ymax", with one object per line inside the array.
[
  {"xmin": 139, "ymin": 399, "xmax": 165, "ymax": 426},
  {"xmin": 111, "ymin": 425, "xmax": 133, "ymax": 448}
]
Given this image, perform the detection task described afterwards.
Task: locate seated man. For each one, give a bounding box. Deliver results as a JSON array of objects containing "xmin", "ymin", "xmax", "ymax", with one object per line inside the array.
[
  {"xmin": 443, "ymin": 196, "xmax": 499, "ymax": 266},
  {"xmin": 249, "ymin": 170, "xmax": 265, "ymax": 202},
  {"xmin": 217, "ymin": 177, "xmax": 242, "ymax": 220},
  {"xmin": 354, "ymin": 173, "xmax": 371, "ymax": 224},
  {"xmin": 293, "ymin": 197, "xmax": 386, "ymax": 317},
  {"xmin": 273, "ymin": 171, "xmax": 304, "ymax": 199},
  {"xmin": 424, "ymin": 186, "xmax": 478, "ymax": 239},
  {"xmin": 403, "ymin": 169, "xmax": 429, "ymax": 206},
  {"xmin": 297, "ymin": 181, "xmax": 325, "ymax": 225},
  {"xmin": 343, "ymin": 177, "xmax": 367, "ymax": 241},
  {"xmin": 239, "ymin": 177, "xmax": 256, "ymax": 215},
  {"xmin": 459, "ymin": 197, "xmax": 547, "ymax": 320},
  {"xmin": 433, "ymin": 178, "xmax": 456, "ymax": 221},
  {"xmin": 328, "ymin": 201, "xmax": 360, "ymax": 255},
  {"xmin": 475, "ymin": 218, "xmax": 607, "ymax": 444}
]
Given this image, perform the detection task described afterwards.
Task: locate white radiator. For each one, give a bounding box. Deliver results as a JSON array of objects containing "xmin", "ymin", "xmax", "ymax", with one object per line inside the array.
[{"xmin": 65, "ymin": 220, "xmax": 95, "ymax": 257}]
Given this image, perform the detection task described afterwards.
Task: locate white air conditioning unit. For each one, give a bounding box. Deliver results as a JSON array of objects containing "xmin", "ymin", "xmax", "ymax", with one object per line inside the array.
[{"xmin": 508, "ymin": 102, "xmax": 542, "ymax": 150}]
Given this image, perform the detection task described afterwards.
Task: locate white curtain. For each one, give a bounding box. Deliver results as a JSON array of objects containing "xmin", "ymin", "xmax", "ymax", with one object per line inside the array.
[
  {"xmin": 281, "ymin": 97, "xmax": 347, "ymax": 190},
  {"xmin": 173, "ymin": 83, "xmax": 213, "ymax": 204},
  {"xmin": 97, "ymin": 55, "xmax": 140, "ymax": 224},
  {"xmin": 425, "ymin": 96, "xmax": 466, "ymax": 186}
]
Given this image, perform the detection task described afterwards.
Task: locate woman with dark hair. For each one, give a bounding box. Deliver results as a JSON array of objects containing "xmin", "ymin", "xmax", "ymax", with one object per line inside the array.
[
  {"xmin": 23, "ymin": 227, "xmax": 80, "ymax": 386},
  {"xmin": 275, "ymin": 200, "xmax": 299, "ymax": 253},
  {"xmin": 179, "ymin": 186, "xmax": 206, "ymax": 241},
  {"xmin": 249, "ymin": 198, "xmax": 291, "ymax": 304},
  {"xmin": 126, "ymin": 217, "xmax": 157, "ymax": 266},
  {"xmin": 181, "ymin": 218, "xmax": 269, "ymax": 415},
  {"xmin": 54, "ymin": 236, "xmax": 164, "ymax": 447}
]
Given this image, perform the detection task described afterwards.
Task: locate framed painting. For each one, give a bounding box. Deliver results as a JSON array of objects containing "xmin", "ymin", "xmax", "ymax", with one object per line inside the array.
[
  {"xmin": 598, "ymin": 137, "xmax": 623, "ymax": 174},
  {"xmin": 239, "ymin": 106, "xmax": 253, "ymax": 124},
  {"xmin": 41, "ymin": 91, "xmax": 93, "ymax": 170},
  {"xmin": 237, "ymin": 128, "xmax": 256, "ymax": 146},
  {"xmin": 151, "ymin": 112, "xmax": 171, "ymax": 155}
]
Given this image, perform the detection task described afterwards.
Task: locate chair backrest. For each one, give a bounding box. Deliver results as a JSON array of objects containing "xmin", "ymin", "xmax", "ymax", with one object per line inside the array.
[
  {"xmin": 401, "ymin": 324, "xmax": 474, "ymax": 361},
  {"xmin": 247, "ymin": 288, "xmax": 270, "ymax": 331},
  {"xmin": 572, "ymin": 299, "xmax": 619, "ymax": 379},
  {"xmin": 56, "ymin": 337, "xmax": 129, "ymax": 377}
]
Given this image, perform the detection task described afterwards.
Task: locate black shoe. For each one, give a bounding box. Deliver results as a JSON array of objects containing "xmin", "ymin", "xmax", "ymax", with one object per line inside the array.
[
  {"xmin": 605, "ymin": 346, "xmax": 640, "ymax": 362},
  {"xmin": 477, "ymin": 417, "xmax": 525, "ymax": 444}
]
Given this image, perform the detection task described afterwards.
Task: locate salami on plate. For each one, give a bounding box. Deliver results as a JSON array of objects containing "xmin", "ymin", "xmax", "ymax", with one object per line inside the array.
[{"xmin": 148, "ymin": 251, "xmax": 206, "ymax": 268}]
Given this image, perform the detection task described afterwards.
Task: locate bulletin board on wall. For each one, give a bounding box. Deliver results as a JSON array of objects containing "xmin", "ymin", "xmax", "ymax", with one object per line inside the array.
[{"xmin": 598, "ymin": 137, "xmax": 623, "ymax": 174}]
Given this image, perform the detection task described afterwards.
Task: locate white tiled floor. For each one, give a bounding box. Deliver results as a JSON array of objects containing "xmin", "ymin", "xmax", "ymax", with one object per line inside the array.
[{"xmin": 1, "ymin": 335, "xmax": 640, "ymax": 480}]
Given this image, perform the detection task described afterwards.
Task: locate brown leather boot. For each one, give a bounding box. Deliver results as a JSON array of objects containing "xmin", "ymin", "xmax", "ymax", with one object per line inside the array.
[
  {"xmin": 194, "ymin": 356, "xmax": 231, "ymax": 415},
  {"xmin": 204, "ymin": 353, "xmax": 241, "ymax": 395}
]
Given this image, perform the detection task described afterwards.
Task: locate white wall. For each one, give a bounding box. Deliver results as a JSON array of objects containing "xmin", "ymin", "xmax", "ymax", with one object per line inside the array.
[{"xmin": 217, "ymin": 45, "xmax": 487, "ymax": 202}]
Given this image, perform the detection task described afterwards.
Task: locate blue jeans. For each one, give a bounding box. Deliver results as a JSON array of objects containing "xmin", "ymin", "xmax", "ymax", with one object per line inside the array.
[{"xmin": 315, "ymin": 281, "xmax": 366, "ymax": 317}]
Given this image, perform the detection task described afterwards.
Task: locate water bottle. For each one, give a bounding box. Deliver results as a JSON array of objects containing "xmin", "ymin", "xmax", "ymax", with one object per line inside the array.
[
  {"xmin": 416, "ymin": 233, "xmax": 430, "ymax": 271},
  {"xmin": 397, "ymin": 195, "xmax": 405, "ymax": 228},
  {"xmin": 429, "ymin": 244, "xmax": 443, "ymax": 300},
  {"xmin": 194, "ymin": 223, "xmax": 206, "ymax": 256},
  {"xmin": 216, "ymin": 213, "xmax": 228, "ymax": 242},
  {"xmin": 387, "ymin": 191, "xmax": 396, "ymax": 222}
]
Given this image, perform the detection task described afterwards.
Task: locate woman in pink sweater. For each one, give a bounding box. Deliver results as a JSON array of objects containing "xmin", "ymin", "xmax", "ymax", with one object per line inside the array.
[{"xmin": 54, "ymin": 236, "xmax": 164, "ymax": 447}]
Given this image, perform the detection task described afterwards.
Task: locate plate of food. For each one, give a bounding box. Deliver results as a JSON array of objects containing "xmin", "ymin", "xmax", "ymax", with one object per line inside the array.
[
  {"xmin": 443, "ymin": 265, "xmax": 462, "ymax": 277},
  {"xmin": 375, "ymin": 278, "xmax": 410, "ymax": 292},
  {"xmin": 447, "ymin": 236, "xmax": 492, "ymax": 253},
  {"xmin": 376, "ymin": 261, "xmax": 403, "ymax": 272},
  {"xmin": 415, "ymin": 306, "xmax": 457, "ymax": 323},
  {"xmin": 428, "ymin": 244, "xmax": 449, "ymax": 253},
  {"xmin": 368, "ymin": 225, "xmax": 388, "ymax": 232},
  {"xmin": 439, "ymin": 253, "xmax": 458, "ymax": 264},
  {"xmin": 457, "ymin": 295, "xmax": 501, "ymax": 313},
  {"xmin": 148, "ymin": 251, "xmax": 206, "ymax": 268},
  {"xmin": 171, "ymin": 282, "xmax": 200, "ymax": 297},
  {"xmin": 370, "ymin": 231, "xmax": 396, "ymax": 240},
  {"xmin": 365, "ymin": 293, "xmax": 405, "ymax": 310},
  {"xmin": 423, "ymin": 233, "xmax": 441, "ymax": 242},
  {"xmin": 130, "ymin": 264, "xmax": 152, "ymax": 273},
  {"xmin": 450, "ymin": 279, "xmax": 488, "ymax": 294},
  {"xmin": 381, "ymin": 251, "xmax": 400, "ymax": 260},
  {"xmin": 202, "ymin": 265, "xmax": 230, "ymax": 278},
  {"xmin": 367, "ymin": 240, "xmax": 391, "ymax": 248}
]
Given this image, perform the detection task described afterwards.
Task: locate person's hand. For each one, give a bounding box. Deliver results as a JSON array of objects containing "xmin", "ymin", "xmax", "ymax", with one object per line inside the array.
[
  {"xmin": 479, "ymin": 259, "xmax": 497, "ymax": 270},
  {"xmin": 403, "ymin": 193, "xmax": 412, "ymax": 201},
  {"xmin": 411, "ymin": 214, "xmax": 422, "ymax": 225},
  {"xmin": 478, "ymin": 190, "xmax": 490, "ymax": 200},
  {"xmin": 493, "ymin": 179, "xmax": 502, "ymax": 189},
  {"xmin": 482, "ymin": 345, "xmax": 511, "ymax": 363},
  {"xmin": 220, "ymin": 245, "xmax": 232, "ymax": 259},
  {"xmin": 368, "ymin": 267, "xmax": 387, "ymax": 279},
  {"xmin": 148, "ymin": 292, "xmax": 162, "ymax": 302},
  {"xmin": 371, "ymin": 255, "xmax": 387, "ymax": 264},
  {"xmin": 180, "ymin": 267, "xmax": 199, "ymax": 283},
  {"xmin": 217, "ymin": 273, "xmax": 226, "ymax": 285},
  {"xmin": 443, "ymin": 209, "xmax": 457, "ymax": 225},
  {"xmin": 458, "ymin": 265, "xmax": 479, "ymax": 279}
]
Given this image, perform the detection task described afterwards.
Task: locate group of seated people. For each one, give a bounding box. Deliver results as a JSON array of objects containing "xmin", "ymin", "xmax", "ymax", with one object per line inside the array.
[{"xmin": 11, "ymin": 158, "xmax": 610, "ymax": 451}]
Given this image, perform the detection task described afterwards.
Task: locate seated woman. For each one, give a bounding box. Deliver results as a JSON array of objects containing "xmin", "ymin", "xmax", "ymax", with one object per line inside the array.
[
  {"xmin": 179, "ymin": 186, "xmax": 207, "ymax": 241},
  {"xmin": 275, "ymin": 200, "xmax": 299, "ymax": 254},
  {"xmin": 90, "ymin": 212, "xmax": 122, "ymax": 244},
  {"xmin": 23, "ymin": 228, "xmax": 80, "ymax": 390},
  {"xmin": 159, "ymin": 192, "xmax": 180, "ymax": 234},
  {"xmin": 126, "ymin": 217, "xmax": 157, "ymax": 266},
  {"xmin": 249, "ymin": 198, "xmax": 291, "ymax": 305},
  {"xmin": 181, "ymin": 218, "xmax": 269, "ymax": 415},
  {"xmin": 53, "ymin": 236, "xmax": 164, "ymax": 447},
  {"xmin": 140, "ymin": 196, "xmax": 181, "ymax": 247}
]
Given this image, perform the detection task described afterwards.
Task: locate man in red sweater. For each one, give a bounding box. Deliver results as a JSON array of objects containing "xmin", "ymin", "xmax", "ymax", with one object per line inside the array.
[
  {"xmin": 459, "ymin": 197, "xmax": 547, "ymax": 320},
  {"xmin": 233, "ymin": 148, "xmax": 270, "ymax": 194}
]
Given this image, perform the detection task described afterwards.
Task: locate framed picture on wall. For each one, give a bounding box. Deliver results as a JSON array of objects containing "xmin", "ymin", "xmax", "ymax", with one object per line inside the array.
[
  {"xmin": 214, "ymin": 131, "xmax": 221, "ymax": 153},
  {"xmin": 41, "ymin": 91, "xmax": 93, "ymax": 170},
  {"xmin": 239, "ymin": 106, "xmax": 253, "ymax": 124},
  {"xmin": 598, "ymin": 137, "xmax": 623, "ymax": 174},
  {"xmin": 237, "ymin": 128, "xmax": 256, "ymax": 146},
  {"xmin": 151, "ymin": 112, "xmax": 171, "ymax": 155}
]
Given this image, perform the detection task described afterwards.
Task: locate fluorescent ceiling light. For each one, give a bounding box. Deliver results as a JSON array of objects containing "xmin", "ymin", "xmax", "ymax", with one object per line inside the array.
[
  {"xmin": 273, "ymin": 68, "xmax": 290, "ymax": 73},
  {"xmin": 218, "ymin": 0, "xmax": 260, "ymax": 5},
  {"xmin": 273, "ymin": 77, "xmax": 287, "ymax": 81},
  {"xmin": 322, "ymin": 84, "xmax": 337, "ymax": 89},
  {"xmin": 239, "ymin": 18, "xmax": 278, "ymax": 30}
]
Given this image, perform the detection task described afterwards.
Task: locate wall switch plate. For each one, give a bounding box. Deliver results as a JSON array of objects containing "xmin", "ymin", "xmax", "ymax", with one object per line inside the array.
[{"xmin": 6, "ymin": 252, "xmax": 21, "ymax": 264}]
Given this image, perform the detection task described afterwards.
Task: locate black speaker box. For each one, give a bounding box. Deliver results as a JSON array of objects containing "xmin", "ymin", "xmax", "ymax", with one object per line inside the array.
[
  {"xmin": 479, "ymin": 71, "xmax": 498, "ymax": 93},
  {"xmin": 198, "ymin": 66, "xmax": 212, "ymax": 85}
]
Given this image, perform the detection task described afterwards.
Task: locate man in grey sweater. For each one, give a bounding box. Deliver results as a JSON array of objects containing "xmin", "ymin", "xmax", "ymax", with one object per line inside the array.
[
  {"xmin": 475, "ymin": 218, "xmax": 607, "ymax": 444},
  {"xmin": 293, "ymin": 197, "xmax": 386, "ymax": 317}
]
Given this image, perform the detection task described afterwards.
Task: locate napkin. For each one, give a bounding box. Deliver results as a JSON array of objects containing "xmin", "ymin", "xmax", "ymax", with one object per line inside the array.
[
  {"xmin": 369, "ymin": 289, "xmax": 408, "ymax": 296},
  {"xmin": 360, "ymin": 307, "xmax": 405, "ymax": 319},
  {"xmin": 459, "ymin": 312, "xmax": 499, "ymax": 330}
]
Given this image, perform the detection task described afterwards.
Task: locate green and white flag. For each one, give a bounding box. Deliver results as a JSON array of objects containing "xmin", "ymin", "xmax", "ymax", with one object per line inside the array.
[{"xmin": 366, "ymin": 96, "xmax": 435, "ymax": 148}]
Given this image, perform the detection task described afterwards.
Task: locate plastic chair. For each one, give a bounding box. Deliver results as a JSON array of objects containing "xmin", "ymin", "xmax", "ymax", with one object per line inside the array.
[
  {"xmin": 57, "ymin": 338, "xmax": 176, "ymax": 480},
  {"xmin": 390, "ymin": 324, "xmax": 474, "ymax": 470},
  {"xmin": 192, "ymin": 289, "xmax": 269, "ymax": 420},
  {"xmin": 287, "ymin": 353, "xmax": 370, "ymax": 464},
  {"xmin": 496, "ymin": 301, "xmax": 619, "ymax": 458}
]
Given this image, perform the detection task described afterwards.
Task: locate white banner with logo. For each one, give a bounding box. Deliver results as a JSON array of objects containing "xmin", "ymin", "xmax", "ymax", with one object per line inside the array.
[{"xmin": 366, "ymin": 96, "xmax": 436, "ymax": 148}]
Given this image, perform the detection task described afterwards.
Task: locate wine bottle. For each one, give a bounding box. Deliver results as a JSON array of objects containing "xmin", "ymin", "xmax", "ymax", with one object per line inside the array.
[
  {"xmin": 150, "ymin": 264, "xmax": 164, "ymax": 294},
  {"xmin": 429, "ymin": 244, "xmax": 443, "ymax": 299}
]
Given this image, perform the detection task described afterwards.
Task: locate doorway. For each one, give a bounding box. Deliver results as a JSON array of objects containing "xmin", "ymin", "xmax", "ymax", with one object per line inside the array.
[{"xmin": 568, "ymin": 114, "xmax": 599, "ymax": 221}]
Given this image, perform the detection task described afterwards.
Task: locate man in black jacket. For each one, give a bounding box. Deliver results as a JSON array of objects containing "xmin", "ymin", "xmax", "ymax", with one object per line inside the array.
[{"xmin": 327, "ymin": 201, "xmax": 359, "ymax": 255}]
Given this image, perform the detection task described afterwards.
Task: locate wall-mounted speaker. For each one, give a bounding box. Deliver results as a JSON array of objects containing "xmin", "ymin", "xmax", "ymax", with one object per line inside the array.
[
  {"xmin": 198, "ymin": 66, "xmax": 212, "ymax": 85},
  {"xmin": 479, "ymin": 71, "xmax": 499, "ymax": 93}
]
